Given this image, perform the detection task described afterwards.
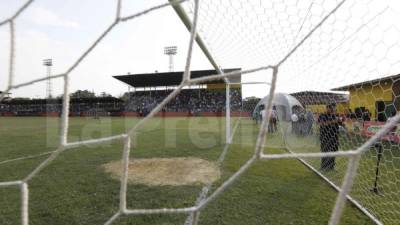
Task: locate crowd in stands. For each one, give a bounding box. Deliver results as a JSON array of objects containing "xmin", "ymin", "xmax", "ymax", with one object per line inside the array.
[
  {"xmin": 0, "ymin": 97, "xmax": 123, "ymax": 116},
  {"xmin": 125, "ymin": 88, "xmax": 242, "ymax": 115},
  {"xmin": 0, "ymin": 88, "xmax": 244, "ymax": 116}
]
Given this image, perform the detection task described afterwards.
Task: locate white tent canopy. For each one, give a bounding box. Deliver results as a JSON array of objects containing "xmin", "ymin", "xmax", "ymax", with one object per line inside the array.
[{"xmin": 254, "ymin": 93, "xmax": 304, "ymax": 121}]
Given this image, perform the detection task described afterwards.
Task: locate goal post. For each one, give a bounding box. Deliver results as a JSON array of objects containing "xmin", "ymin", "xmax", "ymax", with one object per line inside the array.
[{"xmin": 226, "ymin": 81, "xmax": 271, "ymax": 147}]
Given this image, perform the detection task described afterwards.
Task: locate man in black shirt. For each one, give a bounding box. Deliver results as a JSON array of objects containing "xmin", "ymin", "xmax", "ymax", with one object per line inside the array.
[{"xmin": 318, "ymin": 103, "xmax": 342, "ymax": 171}]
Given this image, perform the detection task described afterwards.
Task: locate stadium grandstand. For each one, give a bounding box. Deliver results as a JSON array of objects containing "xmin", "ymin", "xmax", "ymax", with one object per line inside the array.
[
  {"xmin": 0, "ymin": 69, "xmax": 250, "ymax": 117},
  {"xmin": 113, "ymin": 68, "xmax": 247, "ymax": 117},
  {"xmin": 291, "ymin": 91, "xmax": 349, "ymax": 114},
  {"xmin": 0, "ymin": 97, "xmax": 124, "ymax": 117},
  {"xmin": 0, "ymin": 91, "xmax": 12, "ymax": 116}
]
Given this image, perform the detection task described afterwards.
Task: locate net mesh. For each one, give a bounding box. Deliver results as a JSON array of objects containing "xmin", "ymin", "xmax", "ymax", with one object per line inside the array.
[{"xmin": 1, "ymin": 0, "xmax": 400, "ymax": 225}]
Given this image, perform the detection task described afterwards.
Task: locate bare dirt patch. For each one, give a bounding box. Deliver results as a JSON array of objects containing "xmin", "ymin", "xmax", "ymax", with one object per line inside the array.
[{"xmin": 102, "ymin": 157, "xmax": 220, "ymax": 186}]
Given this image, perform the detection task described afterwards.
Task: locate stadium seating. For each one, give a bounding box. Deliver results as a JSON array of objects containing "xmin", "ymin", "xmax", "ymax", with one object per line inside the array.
[
  {"xmin": 125, "ymin": 89, "xmax": 242, "ymax": 114},
  {"xmin": 0, "ymin": 89, "xmax": 244, "ymax": 116}
]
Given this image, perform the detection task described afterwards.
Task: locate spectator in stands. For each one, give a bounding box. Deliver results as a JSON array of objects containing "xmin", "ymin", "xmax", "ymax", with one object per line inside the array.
[
  {"xmin": 2, "ymin": 88, "xmax": 243, "ymax": 116},
  {"xmin": 124, "ymin": 88, "xmax": 242, "ymax": 115}
]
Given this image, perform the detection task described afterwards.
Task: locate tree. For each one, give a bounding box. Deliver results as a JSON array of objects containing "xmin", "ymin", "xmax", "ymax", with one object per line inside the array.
[
  {"xmin": 70, "ymin": 90, "xmax": 96, "ymax": 98},
  {"xmin": 99, "ymin": 92, "xmax": 112, "ymax": 98},
  {"xmin": 243, "ymin": 96, "xmax": 261, "ymax": 112},
  {"xmin": 119, "ymin": 92, "xmax": 131, "ymax": 102},
  {"xmin": 243, "ymin": 96, "xmax": 261, "ymax": 105}
]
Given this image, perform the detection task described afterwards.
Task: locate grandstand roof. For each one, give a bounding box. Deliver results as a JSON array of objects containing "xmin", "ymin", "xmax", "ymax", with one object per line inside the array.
[
  {"xmin": 113, "ymin": 69, "xmax": 241, "ymax": 88},
  {"xmin": 332, "ymin": 74, "xmax": 400, "ymax": 91},
  {"xmin": 291, "ymin": 91, "xmax": 349, "ymax": 105}
]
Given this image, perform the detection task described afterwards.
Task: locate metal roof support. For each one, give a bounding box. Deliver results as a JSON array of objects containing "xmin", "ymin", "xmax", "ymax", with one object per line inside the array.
[
  {"xmin": 169, "ymin": 0, "xmax": 235, "ymax": 149},
  {"xmin": 169, "ymin": 0, "xmax": 224, "ymax": 77}
]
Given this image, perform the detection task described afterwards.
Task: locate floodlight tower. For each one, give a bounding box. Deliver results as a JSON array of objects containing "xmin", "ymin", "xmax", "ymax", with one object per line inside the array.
[
  {"xmin": 43, "ymin": 58, "xmax": 53, "ymax": 99},
  {"xmin": 164, "ymin": 46, "xmax": 177, "ymax": 72}
]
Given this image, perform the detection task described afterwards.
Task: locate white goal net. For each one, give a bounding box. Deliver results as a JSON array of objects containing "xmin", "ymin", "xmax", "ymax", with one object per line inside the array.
[{"xmin": 1, "ymin": 0, "xmax": 400, "ymax": 225}]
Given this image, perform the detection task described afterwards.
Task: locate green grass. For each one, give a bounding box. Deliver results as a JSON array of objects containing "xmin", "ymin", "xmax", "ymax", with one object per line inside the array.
[
  {"xmin": 0, "ymin": 117, "xmax": 374, "ymax": 225},
  {"xmin": 266, "ymin": 122, "xmax": 400, "ymax": 225}
]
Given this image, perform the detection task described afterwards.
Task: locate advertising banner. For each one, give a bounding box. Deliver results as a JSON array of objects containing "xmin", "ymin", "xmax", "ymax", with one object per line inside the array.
[{"xmin": 344, "ymin": 119, "xmax": 400, "ymax": 143}]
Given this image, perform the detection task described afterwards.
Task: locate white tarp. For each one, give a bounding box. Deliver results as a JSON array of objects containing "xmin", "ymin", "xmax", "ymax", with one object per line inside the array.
[{"xmin": 253, "ymin": 93, "xmax": 304, "ymax": 121}]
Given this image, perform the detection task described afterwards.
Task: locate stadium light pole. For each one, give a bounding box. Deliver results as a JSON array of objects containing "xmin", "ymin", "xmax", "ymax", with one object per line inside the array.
[
  {"xmin": 164, "ymin": 46, "xmax": 177, "ymax": 72},
  {"xmin": 43, "ymin": 59, "xmax": 53, "ymax": 99}
]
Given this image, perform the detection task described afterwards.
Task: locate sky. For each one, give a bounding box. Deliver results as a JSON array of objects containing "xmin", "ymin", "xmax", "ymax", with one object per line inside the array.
[{"xmin": 1, "ymin": 0, "xmax": 400, "ymax": 99}]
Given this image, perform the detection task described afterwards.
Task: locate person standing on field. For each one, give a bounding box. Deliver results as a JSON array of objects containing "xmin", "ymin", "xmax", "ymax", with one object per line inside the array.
[
  {"xmin": 291, "ymin": 112, "xmax": 299, "ymax": 135},
  {"xmin": 260, "ymin": 107, "xmax": 266, "ymax": 122},
  {"xmin": 254, "ymin": 106, "xmax": 263, "ymax": 124},
  {"xmin": 268, "ymin": 106, "xmax": 278, "ymax": 133},
  {"xmin": 305, "ymin": 110, "xmax": 314, "ymax": 135},
  {"xmin": 318, "ymin": 103, "xmax": 342, "ymax": 171}
]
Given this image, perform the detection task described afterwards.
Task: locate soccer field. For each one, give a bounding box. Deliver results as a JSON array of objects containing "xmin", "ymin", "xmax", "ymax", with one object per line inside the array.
[
  {"xmin": 264, "ymin": 122, "xmax": 400, "ymax": 225},
  {"xmin": 0, "ymin": 117, "xmax": 374, "ymax": 225}
]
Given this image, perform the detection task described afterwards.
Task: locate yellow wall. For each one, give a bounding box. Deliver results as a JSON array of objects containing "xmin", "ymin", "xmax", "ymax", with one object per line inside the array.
[
  {"xmin": 348, "ymin": 81, "xmax": 393, "ymax": 119},
  {"xmin": 337, "ymin": 102, "xmax": 349, "ymax": 114},
  {"xmin": 306, "ymin": 105, "xmax": 325, "ymax": 113},
  {"xmin": 306, "ymin": 102, "xmax": 348, "ymax": 114}
]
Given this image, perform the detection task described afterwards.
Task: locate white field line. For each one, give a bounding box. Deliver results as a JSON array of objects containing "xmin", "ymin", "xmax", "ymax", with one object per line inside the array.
[
  {"xmin": 0, "ymin": 151, "xmax": 55, "ymax": 166},
  {"xmin": 0, "ymin": 135, "xmax": 126, "ymax": 166},
  {"xmin": 0, "ymin": 126, "xmax": 222, "ymax": 166},
  {"xmin": 163, "ymin": 127, "xmax": 221, "ymax": 131},
  {"xmin": 285, "ymin": 145, "xmax": 384, "ymax": 225},
  {"xmin": 184, "ymin": 119, "xmax": 240, "ymax": 225}
]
